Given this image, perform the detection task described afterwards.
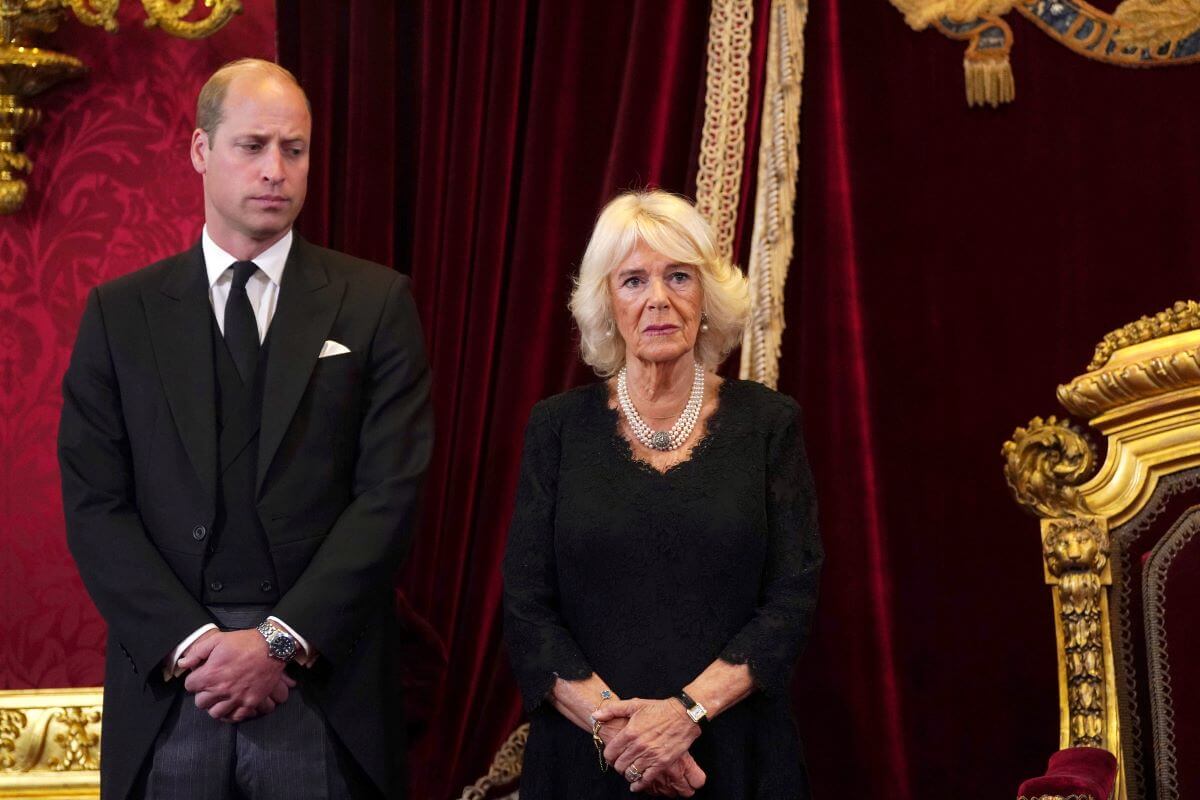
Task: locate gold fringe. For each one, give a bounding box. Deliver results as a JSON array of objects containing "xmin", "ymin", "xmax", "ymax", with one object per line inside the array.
[
  {"xmin": 964, "ymin": 54, "xmax": 1015, "ymax": 107},
  {"xmin": 739, "ymin": 0, "xmax": 806, "ymax": 387}
]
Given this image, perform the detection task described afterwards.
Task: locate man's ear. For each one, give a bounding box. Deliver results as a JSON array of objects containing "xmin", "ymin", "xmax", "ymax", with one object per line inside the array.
[{"xmin": 190, "ymin": 128, "xmax": 209, "ymax": 175}]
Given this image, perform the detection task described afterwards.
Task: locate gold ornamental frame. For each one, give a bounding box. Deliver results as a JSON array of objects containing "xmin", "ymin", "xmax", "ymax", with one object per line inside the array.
[
  {"xmin": 0, "ymin": 688, "xmax": 103, "ymax": 798},
  {"xmin": 1003, "ymin": 302, "xmax": 1200, "ymax": 800}
]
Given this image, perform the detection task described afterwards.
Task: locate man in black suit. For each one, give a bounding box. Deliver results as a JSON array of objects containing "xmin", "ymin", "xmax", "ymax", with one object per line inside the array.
[{"xmin": 58, "ymin": 58, "xmax": 432, "ymax": 799}]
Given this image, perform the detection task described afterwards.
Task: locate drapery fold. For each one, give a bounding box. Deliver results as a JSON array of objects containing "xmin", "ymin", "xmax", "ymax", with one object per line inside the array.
[{"xmin": 779, "ymin": 3, "xmax": 911, "ymax": 796}]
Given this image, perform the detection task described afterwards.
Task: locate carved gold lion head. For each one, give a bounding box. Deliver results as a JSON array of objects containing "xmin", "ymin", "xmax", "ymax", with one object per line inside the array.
[{"xmin": 1044, "ymin": 519, "xmax": 1109, "ymax": 576}]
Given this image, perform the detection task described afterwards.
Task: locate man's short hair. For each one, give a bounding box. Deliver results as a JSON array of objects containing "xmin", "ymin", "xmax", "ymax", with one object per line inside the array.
[{"xmin": 196, "ymin": 58, "xmax": 310, "ymax": 139}]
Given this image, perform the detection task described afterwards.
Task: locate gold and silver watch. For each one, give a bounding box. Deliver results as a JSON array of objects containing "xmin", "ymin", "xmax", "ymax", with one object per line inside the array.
[{"xmin": 675, "ymin": 690, "xmax": 708, "ymax": 728}]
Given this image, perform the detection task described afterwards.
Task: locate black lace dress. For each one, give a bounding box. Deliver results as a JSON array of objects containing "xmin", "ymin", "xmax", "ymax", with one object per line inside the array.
[{"xmin": 502, "ymin": 379, "xmax": 823, "ymax": 799}]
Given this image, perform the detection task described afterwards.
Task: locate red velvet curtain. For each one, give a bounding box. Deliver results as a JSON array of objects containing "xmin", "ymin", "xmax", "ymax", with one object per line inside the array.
[
  {"xmin": 282, "ymin": 0, "xmax": 1200, "ymax": 796},
  {"xmin": 784, "ymin": 0, "xmax": 1200, "ymax": 798},
  {"xmin": 279, "ymin": 1, "xmax": 772, "ymax": 795}
]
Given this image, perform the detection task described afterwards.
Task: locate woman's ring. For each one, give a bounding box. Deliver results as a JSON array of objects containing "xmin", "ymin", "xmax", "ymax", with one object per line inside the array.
[{"xmin": 625, "ymin": 763, "xmax": 643, "ymax": 782}]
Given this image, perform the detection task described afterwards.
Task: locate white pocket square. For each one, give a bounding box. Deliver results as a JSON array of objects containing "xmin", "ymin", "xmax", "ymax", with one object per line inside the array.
[{"xmin": 318, "ymin": 340, "xmax": 351, "ymax": 358}]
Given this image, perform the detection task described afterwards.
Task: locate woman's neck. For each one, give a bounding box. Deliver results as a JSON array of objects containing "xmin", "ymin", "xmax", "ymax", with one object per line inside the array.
[{"xmin": 623, "ymin": 355, "xmax": 696, "ymax": 420}]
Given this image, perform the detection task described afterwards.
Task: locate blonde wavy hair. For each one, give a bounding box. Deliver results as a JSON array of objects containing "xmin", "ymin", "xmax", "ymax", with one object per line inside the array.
[{"xmin": 569, "ymin": 190, "xmax": 749, "ymax": 377}]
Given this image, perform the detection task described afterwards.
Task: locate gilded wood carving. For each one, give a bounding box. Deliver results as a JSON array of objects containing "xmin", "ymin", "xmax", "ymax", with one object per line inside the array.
[
  {"xmin": 1003, "ymin": 300, "xmax": 1200, "ymax": 800},
  {"xmin": 1003, "ymin": 416, "xmax": 1096, "ymax": 518},
  {"xmin": 0, "ymin": 688, "xmax": 103, "ymax": 798},
  {"xmin": 1043, "ymin": 518, "xmax": 1110, "ymax": 748}
]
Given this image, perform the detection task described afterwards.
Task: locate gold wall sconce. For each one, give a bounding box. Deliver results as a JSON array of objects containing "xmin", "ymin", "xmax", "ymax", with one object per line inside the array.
[{"xmin": 0, "ymin": 0, "xmax": 241, "ymax": 215}]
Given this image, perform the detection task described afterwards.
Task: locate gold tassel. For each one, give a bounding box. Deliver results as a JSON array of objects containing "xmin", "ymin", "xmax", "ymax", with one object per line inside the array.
[{"xmin": 963, "ymin": 53, "xmax": 1014, "ymax": 107}]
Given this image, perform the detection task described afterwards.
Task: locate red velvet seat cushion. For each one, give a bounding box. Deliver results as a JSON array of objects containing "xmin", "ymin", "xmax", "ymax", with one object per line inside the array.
[{"xmin": 1017, "ymin": 747, "xmax": 1117, "ymax": 799}]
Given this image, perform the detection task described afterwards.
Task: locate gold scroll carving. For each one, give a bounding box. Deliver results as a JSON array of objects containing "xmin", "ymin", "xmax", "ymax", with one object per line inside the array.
[
  {"xmin": 1002, "ymin": 416, "xmax": 1096, "ymax": 519},
  {"xmin": 0, "ymin": 688, "xmax": 102, "ymax": 798}
]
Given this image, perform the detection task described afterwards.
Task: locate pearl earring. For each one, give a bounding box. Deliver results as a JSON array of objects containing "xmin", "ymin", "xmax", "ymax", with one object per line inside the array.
[{"xmin": 700, "ymin": 314, "xmax": 709, "ymax": 333}]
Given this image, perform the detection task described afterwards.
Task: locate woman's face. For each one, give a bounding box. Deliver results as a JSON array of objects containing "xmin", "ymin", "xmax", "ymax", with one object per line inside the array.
[{"xmin": 609, "ymin": 240, "xmax": 703, "ymax": 367}]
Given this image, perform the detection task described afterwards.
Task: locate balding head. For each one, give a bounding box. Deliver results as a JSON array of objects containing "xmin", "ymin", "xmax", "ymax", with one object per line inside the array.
[{"xmin": 196, "ymin": 58, "xmax": 310, "ymax": 141}]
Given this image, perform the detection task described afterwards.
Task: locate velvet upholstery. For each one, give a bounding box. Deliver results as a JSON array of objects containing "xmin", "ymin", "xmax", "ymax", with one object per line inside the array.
[{"xmin": 1017, "ymin": 747, "xmax": 1117, "ymax": 800}]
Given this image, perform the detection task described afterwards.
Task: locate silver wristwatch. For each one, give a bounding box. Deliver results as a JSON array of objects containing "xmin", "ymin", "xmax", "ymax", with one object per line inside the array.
[{"xmin": 256, "ymin": 620, "xmax": 298, "ymax": 662}]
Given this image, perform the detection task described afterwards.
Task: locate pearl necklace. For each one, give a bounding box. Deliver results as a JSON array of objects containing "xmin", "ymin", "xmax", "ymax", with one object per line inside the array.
[{"xmin": 617, "ymin": 362, "xmax": 705, "ymax": 451}]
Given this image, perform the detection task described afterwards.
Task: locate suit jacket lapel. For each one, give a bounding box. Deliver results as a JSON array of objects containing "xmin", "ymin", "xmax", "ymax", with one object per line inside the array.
[
  {"xmin": 144, "ymin": 244, "xmax": 217, "ymax": 507},
  {"xmin": 257, "ymin": 236, "xmax": 343, "ymax": 494}
]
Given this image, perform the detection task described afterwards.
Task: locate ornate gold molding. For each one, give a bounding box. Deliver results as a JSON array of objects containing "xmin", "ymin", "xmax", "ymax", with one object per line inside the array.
[
  {"xmin": 0, "ymin": 0, "xmax": 241, "ymax": 214},
  {"xmin": 0, "ymin": 687, "xmax": 102, "ymax": 798},
  {"xmin": 1057, "ymin": 302, "xmax": 1200, "ymax": 426},
  {"xmin": 1002, "ymin": 416, "xmax": 1097, "ymax": 518},
  {"xmin": 1088, "ymin": 301, "xmax": 1200, "ymax": 373}
]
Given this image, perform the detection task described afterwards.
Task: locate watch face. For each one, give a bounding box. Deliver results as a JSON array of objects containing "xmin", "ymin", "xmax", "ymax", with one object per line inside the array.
[{"xmin": 269, "ymin": 634, "xmax": 297, "ymax": 660}]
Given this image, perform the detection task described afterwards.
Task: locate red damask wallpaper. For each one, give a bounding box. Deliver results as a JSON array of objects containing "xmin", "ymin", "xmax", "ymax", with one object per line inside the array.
[{"xmin": 0, "ymin": 4, "xmax": 275, "ymax": 689}]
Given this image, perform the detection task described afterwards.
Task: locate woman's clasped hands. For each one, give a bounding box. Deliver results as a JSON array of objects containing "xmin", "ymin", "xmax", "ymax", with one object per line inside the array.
[{"xmin": 593, "ymin": 697, "xmax": 708, "ymax": 796}]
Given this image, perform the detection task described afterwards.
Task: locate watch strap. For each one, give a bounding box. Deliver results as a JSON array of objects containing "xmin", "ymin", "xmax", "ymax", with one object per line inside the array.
[{"xmin": 674, "ymin": 690, "xmax": 708, "ymax": 728}]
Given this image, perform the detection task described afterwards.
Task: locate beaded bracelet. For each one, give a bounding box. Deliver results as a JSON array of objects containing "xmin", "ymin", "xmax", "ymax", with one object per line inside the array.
[{"xmin": 589, "ymin": 689, "xmax": 613, "ymax": 772}]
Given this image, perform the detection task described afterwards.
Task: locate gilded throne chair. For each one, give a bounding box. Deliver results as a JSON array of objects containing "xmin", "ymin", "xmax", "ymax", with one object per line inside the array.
[{"xmin": 1004, "ymin": 302, "xmax": 1200, "ymax": 800}]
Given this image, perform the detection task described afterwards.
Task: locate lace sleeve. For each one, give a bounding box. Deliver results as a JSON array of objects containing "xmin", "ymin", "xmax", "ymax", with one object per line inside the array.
[
  {"xmin": 718, "ymin": 401, "xmax": 823, "ymax": 696},
  {"xmin": 502, "ymin": 402, "xmax": 593, "ymax": 712}
]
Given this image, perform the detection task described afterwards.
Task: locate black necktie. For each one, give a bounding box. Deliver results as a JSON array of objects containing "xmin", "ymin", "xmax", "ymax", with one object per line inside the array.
[{"xmin": 224, "ymin": 261, "xmax": 260, "ymax": 384}]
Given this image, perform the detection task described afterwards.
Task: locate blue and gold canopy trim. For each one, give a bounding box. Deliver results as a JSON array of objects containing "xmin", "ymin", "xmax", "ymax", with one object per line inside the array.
[{"xmin": 890, "ymin": 0, "xmax": 1200, "ymax": 107}]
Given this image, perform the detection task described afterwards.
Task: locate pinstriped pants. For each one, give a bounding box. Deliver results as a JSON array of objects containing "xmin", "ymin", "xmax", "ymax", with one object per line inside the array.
[{"xmin": 137, "ymin": 606, "xmax": 358, "ymax": 800}]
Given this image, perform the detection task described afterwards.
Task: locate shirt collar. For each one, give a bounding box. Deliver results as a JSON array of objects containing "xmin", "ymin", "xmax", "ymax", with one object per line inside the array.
[{"xmin": 201, "ymin": 226, "xmax": 293, "ymax": 288}]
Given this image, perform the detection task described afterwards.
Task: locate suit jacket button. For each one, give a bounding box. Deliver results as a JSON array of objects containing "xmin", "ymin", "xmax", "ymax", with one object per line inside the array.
[
  {"xmin": 192, "ymin": 525, "xmax": 207, "ymax": 541},
  {"xmin": 260, "ymin": 580, "xmax": 273, "ymax": 592},
  {"xmin": 209, "ymin": 580, "xmax": 223, "ymax": 592}
]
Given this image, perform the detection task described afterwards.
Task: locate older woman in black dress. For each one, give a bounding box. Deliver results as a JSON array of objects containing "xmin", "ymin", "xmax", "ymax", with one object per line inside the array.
[{"xmin": 503, "ymin": 190, "xmax": 822, "ymax": 798}]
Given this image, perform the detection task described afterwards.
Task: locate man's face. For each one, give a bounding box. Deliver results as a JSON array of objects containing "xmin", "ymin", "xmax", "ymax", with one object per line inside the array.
[{"xmin": 191, "ymin": 74, "xmax": 311, "ymax": 253}]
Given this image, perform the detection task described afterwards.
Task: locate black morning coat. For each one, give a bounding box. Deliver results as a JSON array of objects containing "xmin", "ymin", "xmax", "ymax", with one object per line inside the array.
[{"xmin": 58, "ymin": 236, "xmax": 433, "ymax": 799}]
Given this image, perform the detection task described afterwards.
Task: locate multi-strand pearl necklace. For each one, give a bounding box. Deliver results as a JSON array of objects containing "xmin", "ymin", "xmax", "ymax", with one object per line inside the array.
[{"xmin": 616, "ymin": 361, "xmax": 705, "ymax": 451}]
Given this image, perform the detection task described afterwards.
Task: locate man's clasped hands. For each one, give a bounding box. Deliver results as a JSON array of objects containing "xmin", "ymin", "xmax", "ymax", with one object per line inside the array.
[{"xmin": 174, "ymin": 629, "xmax": 297, "ymax": 722}]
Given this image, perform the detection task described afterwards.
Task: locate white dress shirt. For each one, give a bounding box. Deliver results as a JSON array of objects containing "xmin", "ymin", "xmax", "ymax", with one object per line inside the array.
[{"xmin": 165, "ymin": 227, "xmax": 312, "ymax": 678}]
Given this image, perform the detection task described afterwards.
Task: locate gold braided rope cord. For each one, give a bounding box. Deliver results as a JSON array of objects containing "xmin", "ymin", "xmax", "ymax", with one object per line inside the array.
[
  {"xmin": 695, "ymin": 0, "xmax": 753, "ymax": 262},
  {"xmin": 739, "ymin": 0, "xmax": 806, "ymax": 388},
  {"xmin": 457, "ymin": 723, "xmax": 528, "ymax": 800}
]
